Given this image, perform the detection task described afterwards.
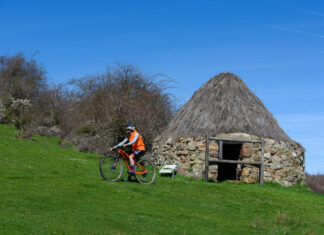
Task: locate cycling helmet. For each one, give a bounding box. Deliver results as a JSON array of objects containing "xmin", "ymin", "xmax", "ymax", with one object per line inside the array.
[{"xmin": 125, "ymin": 124, "xmax": 135, "ymax": 131}]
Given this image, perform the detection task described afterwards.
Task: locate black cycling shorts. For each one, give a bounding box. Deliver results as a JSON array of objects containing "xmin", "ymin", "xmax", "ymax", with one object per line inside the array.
[{"xmin": 132, "ymin": 149, "xmax": 145, "ymax": 159}]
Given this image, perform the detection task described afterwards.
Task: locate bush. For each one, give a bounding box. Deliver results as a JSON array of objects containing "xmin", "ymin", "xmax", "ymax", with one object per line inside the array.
[
  {"xmin": 0, "ymin": 53, "xmax": 47, "ymax": 102},
  {"xmin": 61, "ymin": 63, "xmax": 176, "ymax": 151},
  {"xmin": 0, "ymin": 99, "xmax": 6, "ymax": 122},
  {"xmin": 78, "ymin": 126, "xmax": 94, "ymax": 135},
  {"xmin": 305, "ymin": 173, "xmax": 324, "ymax": 194},
  {"xmin": 0, "ymin": 53, "xmax": 49, "ymax": 138},
  {"xmin": 0, "ymin": 53, "xmax": 176, "ymax": 152}
]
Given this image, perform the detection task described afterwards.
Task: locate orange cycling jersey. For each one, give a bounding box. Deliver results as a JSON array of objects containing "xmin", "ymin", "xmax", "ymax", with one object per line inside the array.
[{"xmin": 129, "ymin": 130, "xmax": 145, "ymax": 151}]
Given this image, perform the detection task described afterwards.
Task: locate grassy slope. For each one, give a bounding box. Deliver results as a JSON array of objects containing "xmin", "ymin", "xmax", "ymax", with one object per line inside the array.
[{"xmin": 0, "ymin": 124, "xmax": 323, "ymax": 235}]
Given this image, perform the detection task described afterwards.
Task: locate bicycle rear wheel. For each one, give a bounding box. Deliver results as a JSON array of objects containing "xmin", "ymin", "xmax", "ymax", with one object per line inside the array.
[
  {"xmin": 135, "ymin": 159, "xmax": 156, "ymax": 184},
  {"xmin": 99, "ymin": 155, "xmax": 123, "ymax": 181}
]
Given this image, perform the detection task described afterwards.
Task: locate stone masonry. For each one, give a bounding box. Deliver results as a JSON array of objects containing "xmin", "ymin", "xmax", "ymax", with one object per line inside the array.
[{"xmin": 152, "ymin": 133, "xmax": 305, "ymax": 186}]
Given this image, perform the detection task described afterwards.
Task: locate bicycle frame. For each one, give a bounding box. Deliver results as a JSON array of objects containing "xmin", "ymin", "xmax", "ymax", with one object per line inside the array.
[{"xmin": 116, "ymin": 148, "xmax": 147, "ymax": 175}]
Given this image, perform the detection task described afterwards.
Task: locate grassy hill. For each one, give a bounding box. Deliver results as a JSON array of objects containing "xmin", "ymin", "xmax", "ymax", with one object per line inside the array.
[{"xmin": 0, "ymin": 124, "xmax": 323, "ymax": 234}]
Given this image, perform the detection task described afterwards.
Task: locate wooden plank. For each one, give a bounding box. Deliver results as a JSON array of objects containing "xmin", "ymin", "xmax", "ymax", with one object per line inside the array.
[
  {"xmin": 206, "ymin": 136, "xmax": 264, "ymax": 186},
  {"xmin": 205, "ymin": 134, "xmax": 209, "ymax": 182},
  {"xmin": 214, "ymin": 141, "xmax": 247, "ymax": 145},
  {"xmin": 260, "ymin": 139, "xmax": 265, "ymax": 186},
  {"xmin": 209, "ymin": 137, "xmax": 262, "ymax": 144},
  {"xmin": 219, "ymin": 140, "xmax": 223, "ymax": 160},
  {"xmin": 236, "ymin": 166, "xmax": 239, "ymax": 181},
  {"xmin": 209, "ymin": 159, "xmax": 262, "ymax": 165}
]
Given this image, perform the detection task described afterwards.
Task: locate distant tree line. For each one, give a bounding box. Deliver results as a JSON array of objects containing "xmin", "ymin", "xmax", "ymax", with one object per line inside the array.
[{"xmin": 0, "ymin": 53, "xmax": 176, "ymax": 153}]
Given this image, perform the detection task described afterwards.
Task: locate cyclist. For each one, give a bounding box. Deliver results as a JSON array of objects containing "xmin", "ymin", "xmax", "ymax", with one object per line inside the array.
[{"xmin": 110, "ymin": 124, "xmax": 145, "ymax": 176}]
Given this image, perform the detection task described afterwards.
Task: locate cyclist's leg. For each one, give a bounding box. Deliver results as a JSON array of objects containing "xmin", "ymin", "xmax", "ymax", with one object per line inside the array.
[
  {"xmin": 133, "ymin": 150, "xmax": 145, "ymax": 160},
  {"xmin": 133, "ymin": 150, "xmax": 146, "ymax": 175},
  {"xmin": 128, "ymin": 150, "xmax": 144, "ymax": 175},
  {"xmin": 128, "ymin": 153, "xmax": 136, "ymax": 175}
]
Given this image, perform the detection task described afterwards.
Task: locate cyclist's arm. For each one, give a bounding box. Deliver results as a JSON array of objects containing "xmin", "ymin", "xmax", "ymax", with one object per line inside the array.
[
  {"xmin": 113, "ymin": 138, "xmax": 128, "ymax": 149},
  {"xmin": 125, "ymin": 132, "xmax": 139, "ymax": 146}
]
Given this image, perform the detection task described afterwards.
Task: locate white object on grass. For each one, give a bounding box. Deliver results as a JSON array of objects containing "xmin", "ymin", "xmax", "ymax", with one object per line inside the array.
[{"xmin": 159, "ymin": 165, "xmax": 177, "ymax": 178}]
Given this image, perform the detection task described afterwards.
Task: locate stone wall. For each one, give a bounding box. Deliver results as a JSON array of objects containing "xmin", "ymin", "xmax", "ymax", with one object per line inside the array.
[{"xmin": 152, "ymin": 133, "xmax": 305, "ymax": 186}]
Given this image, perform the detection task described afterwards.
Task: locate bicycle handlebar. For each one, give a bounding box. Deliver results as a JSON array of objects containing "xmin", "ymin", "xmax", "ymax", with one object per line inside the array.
[{"xmin": 111, "ymin": 146, "xmax": 125, "ymax": 153}]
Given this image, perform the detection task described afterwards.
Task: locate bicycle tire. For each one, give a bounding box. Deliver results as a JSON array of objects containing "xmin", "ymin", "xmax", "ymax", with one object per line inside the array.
[
  {"xmin": 99, "ymin": 155, "xmax": 123, "ymax": 181},
  {"xmin": 135, "ymin": 158, "xmax": 156, "ymax": 184}
]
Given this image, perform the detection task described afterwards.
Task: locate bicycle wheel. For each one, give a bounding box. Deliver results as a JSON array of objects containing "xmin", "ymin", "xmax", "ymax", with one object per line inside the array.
[
  {"xmin": 99, "ymin": 155, "xmax": 123, "ymax": 181},
  {"xmin": 135, "ymin": 158, "xmax": 156, "ymax": 184}
]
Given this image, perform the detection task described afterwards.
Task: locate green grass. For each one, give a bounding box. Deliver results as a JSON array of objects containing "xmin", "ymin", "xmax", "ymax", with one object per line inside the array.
[{"xmin": 0, "ymin": 124, "xmax": 323, "ymax": 234}]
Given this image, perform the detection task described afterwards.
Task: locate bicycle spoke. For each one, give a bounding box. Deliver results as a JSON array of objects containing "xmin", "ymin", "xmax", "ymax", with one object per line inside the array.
[
  {"xmin": 135, "ymin": 159, "xmax": 156, "ymax": 184},
  {"xmin": 99, "ymin": 155, "xmax": 123, "ymax": 181}
]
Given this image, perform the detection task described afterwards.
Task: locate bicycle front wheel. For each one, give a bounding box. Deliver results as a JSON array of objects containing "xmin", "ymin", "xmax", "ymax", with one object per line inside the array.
[
  {"xmin": 135, "ymin": 159, "xmax": 156, "ymax": 184},
  {"xmin": 99, "ymin": 155, "xmax": 123, "ymax": 181}
]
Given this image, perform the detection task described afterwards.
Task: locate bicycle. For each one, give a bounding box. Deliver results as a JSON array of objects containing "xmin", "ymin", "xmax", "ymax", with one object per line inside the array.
[{"xmin": 99, "ymin": 147, "xmax": 156, "ymax": 184}]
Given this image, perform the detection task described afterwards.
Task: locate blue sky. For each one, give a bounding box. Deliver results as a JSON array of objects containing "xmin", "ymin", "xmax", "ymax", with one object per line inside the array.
[{"xmin": 1, "ymin": 0, "xmax": 323, "ymax": 173}]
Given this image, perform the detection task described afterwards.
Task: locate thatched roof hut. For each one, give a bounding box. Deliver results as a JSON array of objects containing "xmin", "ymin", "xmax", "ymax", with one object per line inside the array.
[
  {"xmin": 153, "ymin": 72, "xmax": 305, "ymax": 186},
  {"xmin": 162, "ymin": 72, "xmax": 291, "ymax": 142}
]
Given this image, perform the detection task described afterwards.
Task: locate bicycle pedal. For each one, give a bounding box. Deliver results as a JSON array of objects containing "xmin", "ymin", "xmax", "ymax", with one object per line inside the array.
[{"xmin": 127, "ymin": 170, "xmax": 136, "ymax": 176}]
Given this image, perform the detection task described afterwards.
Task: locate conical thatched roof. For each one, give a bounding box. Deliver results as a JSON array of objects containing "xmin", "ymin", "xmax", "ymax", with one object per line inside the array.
[{"xmin": 163, "ymin": 72, "xmax": 293, "ymax": 142}]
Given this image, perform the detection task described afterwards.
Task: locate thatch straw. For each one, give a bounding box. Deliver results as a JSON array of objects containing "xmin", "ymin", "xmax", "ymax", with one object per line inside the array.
[{"xmin": 162, "ymin": 72, "xmax": 294, "ymax": 143}]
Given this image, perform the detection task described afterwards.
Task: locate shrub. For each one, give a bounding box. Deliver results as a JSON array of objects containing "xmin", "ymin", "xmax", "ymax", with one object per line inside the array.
[
  {"xmin": 78, "ymin": 126, "xmax": 95, "ymax": 135},
  {"xmin": 0, "ymin": 53, "xmax": 176, "ymax": 153},
  {"xmin": 305, "ymin": 173, "xmax": 324, "ymax": 194},
  {"xmin": 0, "ymin": 53, "xmax": 47, "ymax": 103},
  {"xmin": 0, "ymin": 99, "xmax": 6, "ymax": 123},
  {"xmin": 62, "ymin": 63, "xmax": 176, "ymax": 151}
]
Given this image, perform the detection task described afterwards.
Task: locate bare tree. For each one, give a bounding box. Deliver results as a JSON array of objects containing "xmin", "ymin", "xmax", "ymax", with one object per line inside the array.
[
  {"xmin": 0, "ymin": 53, "xmax": 176, "ymax": 151},
  {"xmin": 0, "ymin": 53, "xmax": 47, "ymax": 137},
  {"xmin": 0, "ymin": 53, "xmax": 47, "ymax": 103},
  {"xmin": 65, "ymin": 63, "xmax": 176, "ymax": 151}
]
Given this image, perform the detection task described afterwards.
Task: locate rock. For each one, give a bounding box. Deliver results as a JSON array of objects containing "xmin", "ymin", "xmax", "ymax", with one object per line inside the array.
[
  {"xmin": 272, "ymin": 163, "xmax": 282, "ymax": 170},
  {"xmin": 209, "ymin": 165, "xmax": 218, "ymax": 171},
  {"xmin": 241, "ymin": 168, "xmax": 251, "ymax": 177},
  {"xmin": 264, "ymin": 153, "xmax": 271, "ymax": 160},
  {"xmin": 209, "ymin": 144, "xmax": 218, "ymax": 151},
  {"xmin": 266, "ymin": 139, "xmax": 276, "ymax": 145},
  {"xmin": 176, "ymin": 144, "xmax": 184, "ymax": 151},
  {"xmin": 187, "ymin": 144, "xmax": 197, "ymax": 151},
  {"xmin": 252, "ymin": 154, "xmax": 260, "ymax": 161},
  {"xmin": 283, "ymin": 181, "xmax": 291, "ymax": 187},
  {"xmin": 209, "ymin": 152, "xmax": 219, "ymax": 158},
  {"xmin": 189, "ymin": 154, "xmax": 196, "ymax": 161},
  {"xmin": 197, "ymin": 153, "xmax": 205, "ymax": 161},
  {"xmin": 285, "ymin": 176, "xmax": 294, "ymax": 182},
  {"xmin": 241, "ymin": 145, "xmax": 252, "ymax": 157},
  {"xmin": 209, "ymin": 171, "xmax": 218, "ymax": 179},
  {"xmin": 176, "ymin": 150, "xmax": 188, "ymax": 155},
  {"xmin": 292, "ymin": 162, "xmax": 300, "ymax": 167},
  {"xmin": 242, "ymin": 177, "xmax": 249, "ymax": 183},
  {"xmin": 285, "ymin": 162, "xmax": 292, "ymax": 167},
  {"xmin": 198, "ymin": 144, "xmax": 206, "ymax": 151},
  {"xmin": 166, "ymin": 137, "xmax": 173, "ymax": 145},
  {"xmin": 276, "ymin": 169, "xmax": 284, "ymax": 175}
]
